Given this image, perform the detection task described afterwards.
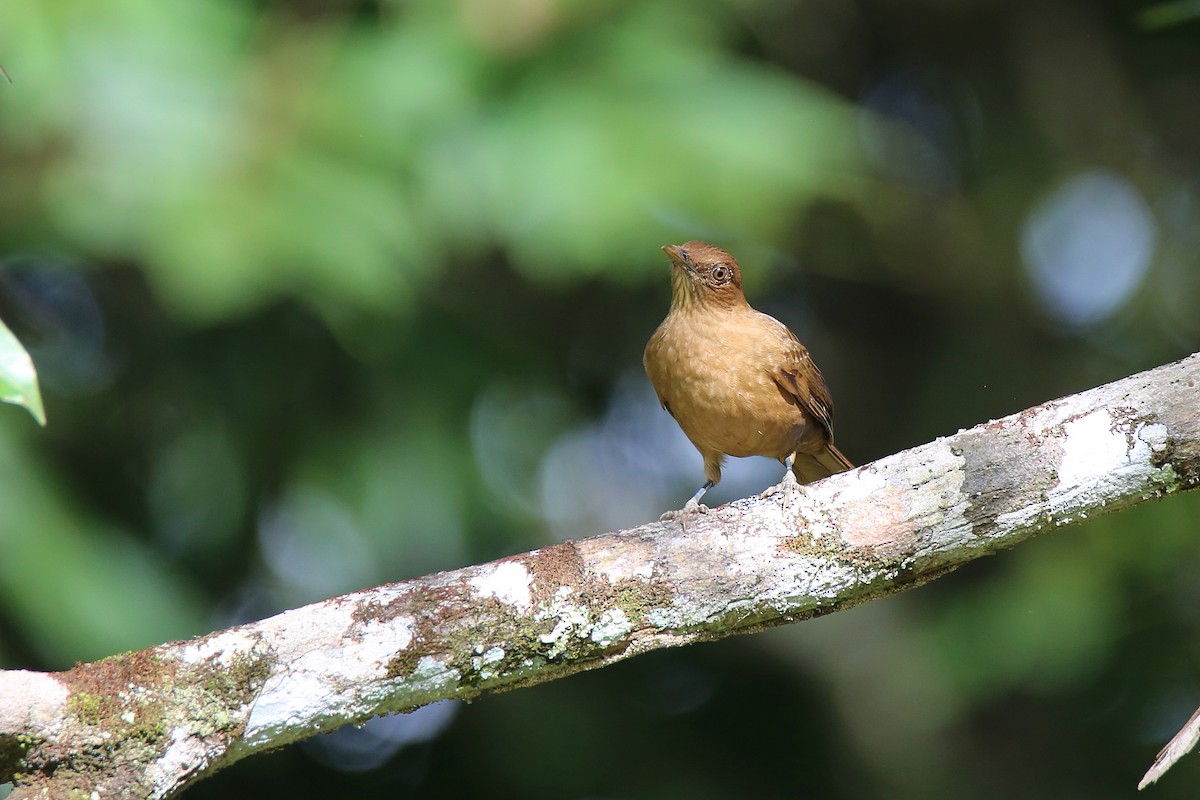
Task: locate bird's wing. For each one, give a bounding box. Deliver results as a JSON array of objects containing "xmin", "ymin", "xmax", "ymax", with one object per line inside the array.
[{"xmin": 770, "ymin": 324, "xmax": 836, "ymax": 440}]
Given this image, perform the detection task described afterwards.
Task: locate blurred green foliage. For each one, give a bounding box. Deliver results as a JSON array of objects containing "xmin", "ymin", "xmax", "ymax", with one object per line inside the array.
[
  {"xmin": 1, "ymin": 0, "xmax": 1200, "ymax": 798},
  {"xmin": 0, "ymin": 0, "xmax": 857, "ymax": 329}
]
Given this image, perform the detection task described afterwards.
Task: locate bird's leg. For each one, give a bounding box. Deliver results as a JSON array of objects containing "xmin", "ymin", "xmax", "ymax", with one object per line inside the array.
[
  {"xmin": 782, "ymin": 454, "xmax": 801, "ymax": 488},
  {"xmin": 687, "ymin": 479, "xmax": 713, "ymax": 507},
  {"xmin": 660, "ymin": 480, "xmax": 713, "ymax": 521}
]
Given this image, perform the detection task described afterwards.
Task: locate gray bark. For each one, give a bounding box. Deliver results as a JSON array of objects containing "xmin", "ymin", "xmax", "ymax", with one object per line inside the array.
[{"xmin": 2, "ymin": 351, "xmax": 1198, "ymax": 798}]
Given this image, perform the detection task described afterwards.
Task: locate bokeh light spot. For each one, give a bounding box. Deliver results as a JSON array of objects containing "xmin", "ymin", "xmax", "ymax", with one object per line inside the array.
[{"xmin": 1021, "ymin": 170, "xmax": 1156, "ymax": 327}]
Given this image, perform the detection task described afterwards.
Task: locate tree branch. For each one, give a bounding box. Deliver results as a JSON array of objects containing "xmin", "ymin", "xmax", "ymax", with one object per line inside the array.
[{"xmin": 3, "ymin": 352, "xmax": 1199, "ymax": 798}]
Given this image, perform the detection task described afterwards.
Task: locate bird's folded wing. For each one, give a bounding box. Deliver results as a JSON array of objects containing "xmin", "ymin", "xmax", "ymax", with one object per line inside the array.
[{"xmin": 770, "ymin": 329, "xmax": 836, "ymax": 440}]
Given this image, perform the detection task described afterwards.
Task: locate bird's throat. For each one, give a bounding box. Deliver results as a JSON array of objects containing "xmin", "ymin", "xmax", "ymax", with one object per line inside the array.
[{"xmin": 669, "ymin": 266, "xmax": 700, "ymax": 312}]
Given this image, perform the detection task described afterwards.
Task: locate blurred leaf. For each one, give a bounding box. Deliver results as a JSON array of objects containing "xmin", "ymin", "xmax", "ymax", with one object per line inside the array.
[
  {"xmin": 0, "ymin": 316, "xmax": 46, "ymax": 426},
  {"xmin": 1138, "ymin": 0, "xmax": 1200, "ymax": 29}
]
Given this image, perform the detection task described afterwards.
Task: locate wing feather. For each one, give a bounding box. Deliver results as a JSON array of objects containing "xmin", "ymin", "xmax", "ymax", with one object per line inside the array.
[{"xmin": 770, "ymin": 326, "xmax": 836, "ymax": 440}]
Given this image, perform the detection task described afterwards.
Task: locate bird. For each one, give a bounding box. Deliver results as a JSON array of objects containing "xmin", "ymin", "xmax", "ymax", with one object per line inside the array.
[{"xmin": 643, "ymin": 241, "xmax": 852, "ymax": 510}]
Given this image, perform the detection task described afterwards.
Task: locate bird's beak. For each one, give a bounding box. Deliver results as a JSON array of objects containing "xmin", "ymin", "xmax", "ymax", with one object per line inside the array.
[{"xmin": 661, "ymin": 244, "xmax": 688, "ymax": 269}]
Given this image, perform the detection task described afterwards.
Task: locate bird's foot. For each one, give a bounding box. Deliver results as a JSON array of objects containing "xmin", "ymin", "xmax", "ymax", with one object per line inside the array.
[
  {"xmin": 660, "ymin": 498, "xmax": 709, "ymax": 521},
  {"xmin": 662, "ymin": 480, "xmax": 713, "ymax": 522},
  {"xmin": 760, "ymin": 468, "xmax": 801, "ymax": 499}
]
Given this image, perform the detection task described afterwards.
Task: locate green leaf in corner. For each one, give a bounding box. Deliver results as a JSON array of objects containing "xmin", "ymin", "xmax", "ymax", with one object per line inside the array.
[
  {"xmin": 0, "ymin": 318, "xmax": 46, "ymax": 426},
  {"xmin": 1137, "ymin": 0, "xmax": 1200, "ymax": 29}
]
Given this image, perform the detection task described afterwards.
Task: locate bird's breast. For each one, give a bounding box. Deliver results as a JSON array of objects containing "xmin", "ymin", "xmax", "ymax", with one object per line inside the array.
[{"xmin": 645, "ymin": 308, "xmax": 810, "ymax": 460}]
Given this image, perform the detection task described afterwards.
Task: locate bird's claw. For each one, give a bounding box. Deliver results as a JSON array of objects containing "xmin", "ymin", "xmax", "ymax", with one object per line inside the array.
[
  {"xmin": 761, "ymin": 469, "xmax": 801, "ymax": 499},
  {"xmin": 660, "ymin": 498, "xmax": 709, "ymax": 521}
]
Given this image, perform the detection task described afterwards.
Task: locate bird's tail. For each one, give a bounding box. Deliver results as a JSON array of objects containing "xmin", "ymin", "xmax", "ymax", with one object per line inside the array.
[{"xmin": 791, "ymin": 444, "xmax": 854, "ymax": 484}]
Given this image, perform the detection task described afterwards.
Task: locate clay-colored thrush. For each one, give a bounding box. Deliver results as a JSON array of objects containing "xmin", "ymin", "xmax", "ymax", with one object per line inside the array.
[{"xmin": 644, "ymin": 241, "xmax": 852, "ymax": 508}]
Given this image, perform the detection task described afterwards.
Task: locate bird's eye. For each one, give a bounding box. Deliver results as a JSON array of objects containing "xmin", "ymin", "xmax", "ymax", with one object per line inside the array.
[{"xmin": 710, "ymin": 265, "xmax": 731, "ymax": 284}]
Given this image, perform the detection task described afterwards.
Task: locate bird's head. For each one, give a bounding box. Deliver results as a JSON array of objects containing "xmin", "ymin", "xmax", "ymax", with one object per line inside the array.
[{"xmin": 662, "ymin": 241, "xmax": 746, "ymax": 310}]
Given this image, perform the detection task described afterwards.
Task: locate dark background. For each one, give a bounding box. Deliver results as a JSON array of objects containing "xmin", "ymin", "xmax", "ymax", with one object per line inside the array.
[{"xmin": 2, "ymin": 0, "xmax": 1200, "ymax": 797}]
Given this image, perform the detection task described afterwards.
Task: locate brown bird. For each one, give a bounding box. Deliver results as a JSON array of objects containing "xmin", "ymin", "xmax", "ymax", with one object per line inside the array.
[{"xmin": 644, "ymin": 241, "xmax": 852, "ymax": 509}]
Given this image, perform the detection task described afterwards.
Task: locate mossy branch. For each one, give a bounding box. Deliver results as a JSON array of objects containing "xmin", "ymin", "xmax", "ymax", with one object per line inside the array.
[{"xmin": 2, "ymin": 352, "xmax": 1199, "ymax": 799}]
